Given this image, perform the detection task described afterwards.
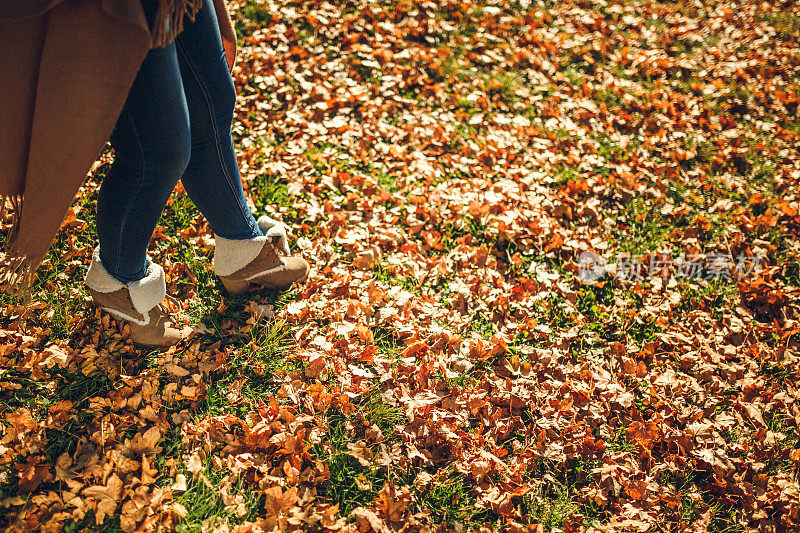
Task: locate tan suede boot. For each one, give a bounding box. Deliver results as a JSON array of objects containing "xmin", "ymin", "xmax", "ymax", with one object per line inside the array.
[
  {"xmin": 85, "ymin": 248, "xmax": 191, "ymax": 347},
  {"xmin": 213, "ymin": 234, "xmax": 309, "ymax": 295}
]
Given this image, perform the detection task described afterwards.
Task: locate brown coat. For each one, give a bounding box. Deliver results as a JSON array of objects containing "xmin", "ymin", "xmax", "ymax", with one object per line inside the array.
[{"xmin": 0, "ymin": 0, "xmax": 236, "ymax": 285}]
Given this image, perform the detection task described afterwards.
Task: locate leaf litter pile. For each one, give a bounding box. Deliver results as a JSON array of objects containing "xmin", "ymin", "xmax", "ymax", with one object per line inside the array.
[{"xmin": 2, "ymin": 0, "xmax": 800, "ymax": 531}]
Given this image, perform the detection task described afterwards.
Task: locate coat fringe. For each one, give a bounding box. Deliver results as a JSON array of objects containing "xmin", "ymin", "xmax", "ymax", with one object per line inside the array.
[
  {"xmin": 152, "ymin": 0, "xmax": 204, "ymax": 48},
  {"xmin": 0, "ymin": 195, "xmax": 34, "ymax": 308},
  {"xmin": 1, "ymin": 195, "xmax": 30, "ymax": 288}
]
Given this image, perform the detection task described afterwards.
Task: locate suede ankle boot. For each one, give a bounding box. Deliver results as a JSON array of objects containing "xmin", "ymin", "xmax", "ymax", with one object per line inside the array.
[
  {"xmin": 85, "ymin": 248, "xmax": 191, "ymax": 347},
  {"xmin": 213, "ymin": 233, "xmax": 309, "ymax": 296}
]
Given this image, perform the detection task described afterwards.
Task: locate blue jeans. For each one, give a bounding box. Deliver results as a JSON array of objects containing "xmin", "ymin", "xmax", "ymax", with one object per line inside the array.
[{"xmin": 97, "ymin": 0, "xmax": 262, "ymax": 283}]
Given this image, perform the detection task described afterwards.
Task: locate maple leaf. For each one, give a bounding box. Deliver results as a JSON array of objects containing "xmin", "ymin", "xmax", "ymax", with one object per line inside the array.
[
  {"xmin": 263, "ymin": 485, "xmax": 298, "ymax": 516},
  {"xmin": 16, "ymin": 456, "xmax": 50, "ymax": 493},
  {"xmin": 83, "ymin": 473, "xmax": 123, "ymax": 525},
  {"xmin": 124, "ymin": 427, "xmax": 163, "ymax": 457},
  {"xmin": 374, "ymin": 482, "xmax": 411, "ymax": 522},
  {"xmin": 350, "ymin": 507, "xmax": 389, "ymax": 533}
]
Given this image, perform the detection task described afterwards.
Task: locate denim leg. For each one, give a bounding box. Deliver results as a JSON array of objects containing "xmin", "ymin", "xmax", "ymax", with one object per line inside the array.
[
  {"xmin": 97, "ymin": 43, "xmax": 191, "ymax": 282},
  {"xmin": 174, "ymin": 2, "xmax": 262, "ymax": 240}
]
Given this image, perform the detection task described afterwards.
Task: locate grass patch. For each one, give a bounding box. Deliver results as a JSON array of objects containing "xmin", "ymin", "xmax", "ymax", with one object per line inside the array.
[{"xmin": 174, "ymin": 462, "xmax": 265, "ymax": 532}]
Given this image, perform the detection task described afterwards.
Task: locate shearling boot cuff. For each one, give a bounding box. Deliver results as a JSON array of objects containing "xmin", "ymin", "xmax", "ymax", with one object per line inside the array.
[
  {"xmin": 85, "ymin": 247, "xmax": 166, "ymax": 325},
  {"xmin": 212, "ymin": 235, "xmax": 270, "ymax": 277}
]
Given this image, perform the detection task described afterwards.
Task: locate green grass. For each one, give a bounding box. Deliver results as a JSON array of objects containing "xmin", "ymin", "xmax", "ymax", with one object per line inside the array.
[
  {"xmin": 373, "ymin": 265, "xmax": 422, "ymax": 295},
  {"xmin": 418, "ymin": 471, "xmax": 490, "ymax": 527},
  {"xmin": 659, "ymin": 469, "xmax": 745, "ymax": 533},
  {"xmin": 759, "ymin": 11, "xmax": 800, "ymax": 38},
  {"xmin": 173, "ymin": 462, "xmax": 265, "ymax": 532},
  {"xmin": 313, "ymin": 392, "xmax": 407, "ymax": 515},
  {"xmin": 521, "ymin": 458, "xmax": 604, "ymax": 529},
  {"xmin": 611, "ymin": 198, "xmax": 670, "ymax": 256},
  {"xmin": 233, "ymin": 3, "xmax": 273, "ymax": 40}
]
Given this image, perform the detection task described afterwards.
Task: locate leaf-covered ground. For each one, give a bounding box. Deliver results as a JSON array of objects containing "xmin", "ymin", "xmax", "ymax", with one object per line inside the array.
[{"xmin": 2, "ymin": 0, "xmax": 800, "ymax": 531}]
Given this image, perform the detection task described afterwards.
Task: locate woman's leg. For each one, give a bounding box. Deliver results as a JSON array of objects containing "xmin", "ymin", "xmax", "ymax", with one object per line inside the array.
[
  {"xmin": 173, "ymin": 2, "xmax": 262, "ymax": 240},
  {"xmin": 96, "ymin": 42, "xmax": 191, "ymax": 282}
]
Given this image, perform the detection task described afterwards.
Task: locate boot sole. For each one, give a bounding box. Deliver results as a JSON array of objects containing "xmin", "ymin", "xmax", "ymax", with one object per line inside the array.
[{"xmin": 220, "ymin": 271, "xmax": 309, "ymax": 296}]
